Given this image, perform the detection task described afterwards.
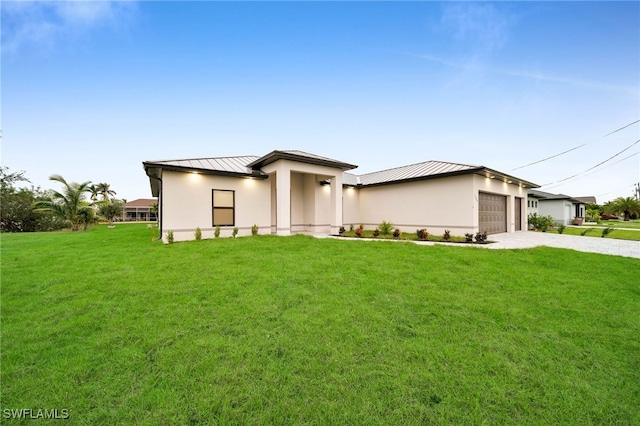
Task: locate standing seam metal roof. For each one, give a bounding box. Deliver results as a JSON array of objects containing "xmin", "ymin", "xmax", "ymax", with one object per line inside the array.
[
  {"xmin": 355, "ymin": 161, "xmax": 482, "ymax": 186},
  {"xmin": 145, "ymin": 156, "xmax": 260, "ymax": 175}
]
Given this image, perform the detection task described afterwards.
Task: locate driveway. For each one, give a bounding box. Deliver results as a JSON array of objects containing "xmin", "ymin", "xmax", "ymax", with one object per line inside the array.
[{"xmin": 486, "ymin": 231, "xmax": 640, "ymax": 259}]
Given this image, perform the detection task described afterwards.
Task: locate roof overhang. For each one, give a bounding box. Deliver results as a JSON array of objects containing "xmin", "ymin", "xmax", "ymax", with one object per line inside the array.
[
  {"xmin": 480, "ymin": 168, "xmax": 540, "ymax": 189},
  {"xmin": 247, "ymin": 150, "xmax": 358, "ymax": 171}
]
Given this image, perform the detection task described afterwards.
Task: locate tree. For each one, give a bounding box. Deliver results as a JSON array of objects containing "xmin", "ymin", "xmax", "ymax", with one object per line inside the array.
[
  {"xmin": 96, "ymin": 182, "xmax": 116, "ymax": 201},
  {"xmin": 34, "ymin": 174, "xmax": 93, "ymax": 231},
  {"xmin": 1, "ymin": 167, "xmax": 67, "ymax": 232},
  {"xmin": 605, "ymin": 196, "xmax": 640, "ymax": 221},
  {"xmin": 98, "ymin": 200, "xmax": 124, "ymax": 228},
  {"xmin": 88, "ymin": 184, "xmax": 100, "ymax": 201}
]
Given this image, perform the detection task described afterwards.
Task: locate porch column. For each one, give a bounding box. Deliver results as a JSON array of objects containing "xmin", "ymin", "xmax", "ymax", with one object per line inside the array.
[
  {"xmin": 330, "ymin": 173, "xmax": 343, "ymax": 235},
  {"xmin": 276, "ymin": 168, "xmax": 291, "ymax": 236}
]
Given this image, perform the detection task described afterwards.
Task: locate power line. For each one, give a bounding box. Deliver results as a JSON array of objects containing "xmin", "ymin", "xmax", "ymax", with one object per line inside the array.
[
  {"xmin": 540, "ymin": 140, "xmax": 639, "ymax": 188},
  {"xmin": 511, "ymin": 119, "xmax": 639, "ymax": 171},
  {"xmin": 542, "ymin": 151, "xmax": 639, "ymax": 191}
]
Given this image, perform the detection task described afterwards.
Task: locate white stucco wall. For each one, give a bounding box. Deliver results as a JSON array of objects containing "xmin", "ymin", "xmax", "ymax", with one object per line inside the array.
[
  {"xmin": 539, "ymin": 200, "xmax": 573, "ymax": 225},
  {"xmin": 355, "ymin": 175, "xmax": 475, "ymax": 236},
  {"xmin": 161, "ymin": 170, "xmax": 271, "ymax": 242},
  {"xmin": 349, "ymin": 174, "xmax": 527, "ymax": 236}
]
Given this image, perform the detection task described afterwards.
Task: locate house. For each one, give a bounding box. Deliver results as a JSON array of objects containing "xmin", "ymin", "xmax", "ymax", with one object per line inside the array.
[
  {"xmin": 527, "ymin": 189, "xmax": 590, "ymax": 226},
  {"xmin": 143, "ymin": 150, "xmax": 539, "ymax": 243},
  {"xmin": 124, "ymin": 198, "xmax": 157, "ymax": 222}
]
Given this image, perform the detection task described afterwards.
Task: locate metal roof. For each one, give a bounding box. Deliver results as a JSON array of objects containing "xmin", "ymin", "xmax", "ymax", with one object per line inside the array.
[
  {"xmin": 353, "ymin": 160, "xmax": 483, "ymax": 186},
  {"xmin": 144, "ymin": 156, "xmax": 260, "ymax": 175},
  {"xmin": 247, "ymin": 150, "xmax": 357, "ymax": 171},
  {"xmin": 528, "ymin": 189, "xmax": 581, "ymax": 202}
]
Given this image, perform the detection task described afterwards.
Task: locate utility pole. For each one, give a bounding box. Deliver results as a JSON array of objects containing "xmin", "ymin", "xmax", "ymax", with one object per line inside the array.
[{"xmin": 634, "ymin": 182, "xmax": 640, "ymax": 200}]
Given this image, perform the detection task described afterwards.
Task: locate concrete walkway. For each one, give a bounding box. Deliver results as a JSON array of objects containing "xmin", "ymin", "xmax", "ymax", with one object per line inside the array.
[
  {"xmin": 324, "ymin": 232, "xmax": 640, "ymax": 259},
  {"xmin": 481, "ymin": 231, "xmax": 640, "ymax": 259}
]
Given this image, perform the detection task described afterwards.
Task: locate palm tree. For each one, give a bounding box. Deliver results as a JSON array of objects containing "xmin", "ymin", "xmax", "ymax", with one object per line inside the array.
[
  {"xmin": 98, "ymin": 200, "xmax": 124, "ymax": 228},
  {"xmin": 88, "ymin": 184, "xmax": 100, "ymax": 202},
  {"xmin": 96, "ymin": 182, "xmax": 116, "ymax": 201},
  {"xmin": 605, "ymin": 196, "xmax": 640, "ymax": 221},
  {"xmin": 33, "ymin": 174, "xmax": 93, "ymax": 231}
]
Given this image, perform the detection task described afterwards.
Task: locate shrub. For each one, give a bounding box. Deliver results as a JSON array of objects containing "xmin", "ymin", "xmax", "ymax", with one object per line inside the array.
[
  {"xmin": 379, "ymin": 221, "xmax": 394, "ymax": 235},
  {"xmin": 194, "ymin": 227, "xmax": 202, "ymax": 241},
  {"xmin": 464, "ymin": 233, "xmax": 474, "ymax": 242},
  {"xmin": 232, "ymin": 227, "xmax": 238, "ymax": 238},
  {"xmin": 214, "ymin": 225, "xmax": 221, "ymax": 238},
  {"xmin": 528, "ymin": 213, "xmax": 554, "ymax": 232},
  {"xmin": 580, "ymin": 229, "xmax": 593, "ymax": 236},
  {"xmin": 339, "ymin": 226, "xmax": 346, "ymax": 235},
  {"xmin": 355, "ymin": 227, "xmax": 364, "ymax": 238},
  {"xmin": 443, "ymin": 229, "xmax": 451, "ymax": 241},
  {"xmin": 251, "ymin": 224, "xmax": 259, "ymax": 236},
  {"xmin": 416, "ymin": 228, "xmax": 428, "ymax": 240},
  {"xmin": 393, "ymin": 228, "xmax": 401, "ymax": 238},
  {"xmin": 349, "ymin": 224, "xmax": 354, "ymax": 232},
  {"xmin": 475, "ymin": 231, "xmax": 487, "ymax": 243},
  {"xmin": 373, "ymin": 228, "xmax": 380, "ymax": 237},
  {"xmin": 601, "ymin": 227, "xmax": 614, "ymax": 238},
  {"xmin": 557, "ymin": 224, "xmax": 566, "ymax": 234},
  {"xmin": 166, "ymin": 230, "xmax": 174, "ymax": 244}
]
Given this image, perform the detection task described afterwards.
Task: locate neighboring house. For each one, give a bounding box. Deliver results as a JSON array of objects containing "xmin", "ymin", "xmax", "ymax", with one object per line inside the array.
[
  {"xmin": 527, "ymin": 189, "xmax": 589, "ymax": 226},
  {"xmin": 124, "ymin": 198, "xmax": 157, "ymax": 222},
  {"xmin": 143, "ymin": 150, "xmax": 539, "ymax": 243}
]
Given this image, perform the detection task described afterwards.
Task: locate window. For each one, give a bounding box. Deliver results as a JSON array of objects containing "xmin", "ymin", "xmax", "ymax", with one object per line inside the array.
[{"xmin": 212, "ymin": 189, "xmax": 235, "ymax": 226}]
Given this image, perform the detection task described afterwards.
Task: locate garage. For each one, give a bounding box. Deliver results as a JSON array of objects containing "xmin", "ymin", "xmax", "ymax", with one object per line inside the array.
[{"xmin": 479, "ymin": 192, "xmax": 507, "ymax": 234}]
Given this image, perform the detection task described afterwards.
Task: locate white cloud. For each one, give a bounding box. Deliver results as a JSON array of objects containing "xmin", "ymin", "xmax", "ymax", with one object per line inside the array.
[
  {"xmin": 440, "ymin": 3, "xmax": 515, "ymax": 52},
  {"xmin": 412, "ymin": 53, "xmax": 639, "ymax": 96},
  {"xmin": 1, "ymin": 0, "xmax": 137, "ymax": 53}
]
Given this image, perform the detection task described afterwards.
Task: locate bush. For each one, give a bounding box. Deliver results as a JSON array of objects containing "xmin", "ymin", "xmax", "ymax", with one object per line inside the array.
[
  {"xmin": 379, "ymin": 221, "xmax": 394, "ymax": 235},
  {"xmin": 475, "ymin": 231, "xmax": 487, "ymax": 243},
  {"xmin": 443, "ymin": 229, "xmax": 451, "ymax": 241},
  {"xmin": 232, "ymin": 227, "xmax": 238, "ymax": 238},
  {"xmin": 214, "ymin": 225, "xmax": 220, "ymax": 238},
  {"xmin": 373, "ymin": 228, "xmax": 380, "ymax": 237},
  {"xmin": 528, "ymin": 213, "xmax": 554, "ymax": 232},
  {"xmin": 393, "ymin": 228, "xmax": 401, "ymax": 238},
  {"xmin": 339, "ymin": 226, "xmax": 346, "ymax": 235},
  {"xmin": 251, "ymin": 224, "xmax": 259, "ymax": 236},
  {"xmin": 166, "ymin": 230, "xmax": 174, "ymax": 244},
  {"xmin": 557, "ymin": 224, "xmax": 566, "ymax": 234},
  {"xmin": 464, "ymin": 233, "xmax": 474, "ymax": 242},
  {"xmin": 416, "ymin": 228, "xmax": 428, "ymax": 240},
  {"xmin": 194, "ymin": 227, "xmax": 202, "ymax": 241},
  {"xmin": 355, "ymin": 227, "xmax": 364, "ymax": 238}
]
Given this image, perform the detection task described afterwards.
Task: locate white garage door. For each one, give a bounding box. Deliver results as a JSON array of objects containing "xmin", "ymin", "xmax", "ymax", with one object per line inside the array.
[{"xmin": 479, "ymin": 192, "xmax": 507, "ymax": 234}]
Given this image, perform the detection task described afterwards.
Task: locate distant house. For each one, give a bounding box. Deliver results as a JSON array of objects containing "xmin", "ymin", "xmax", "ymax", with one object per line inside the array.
[
  {"xmin": 124, "ymin": 199, "xmax": 157, "ymax": 222},
  {"xmin": 527, "ymin": 190, "xmax": 593, "ymax": 226},
  {"xmin": 143, "ymin": 150, "xmax": 539, "ymax": 243}
]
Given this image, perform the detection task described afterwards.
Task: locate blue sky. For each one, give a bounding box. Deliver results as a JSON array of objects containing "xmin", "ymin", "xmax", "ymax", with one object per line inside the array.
[{"xmin": 2, "ymin": 1, "xmax": 639, "ymax": 203}]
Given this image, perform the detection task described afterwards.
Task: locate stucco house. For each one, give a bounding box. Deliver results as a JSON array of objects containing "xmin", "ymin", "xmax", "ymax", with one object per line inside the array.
[
  {"xmin": 527, "ymin": 189, "xmax": 588, "ymax": 226},
  {"xmin": 143, "ymin": 150, "xmax": 539, "ymax": 243},
  {"xmin": 124, "ymin": 198, "xmax": 157, "ymax": 222}
]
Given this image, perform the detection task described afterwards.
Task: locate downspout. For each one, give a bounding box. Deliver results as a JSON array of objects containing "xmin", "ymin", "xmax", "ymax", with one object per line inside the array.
[{"xmin": 145, "ymin": 167, "xmax": 163, "ymax": 241}]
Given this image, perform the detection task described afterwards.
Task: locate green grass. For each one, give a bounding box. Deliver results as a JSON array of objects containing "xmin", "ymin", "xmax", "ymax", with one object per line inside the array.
[
  {"xmin": 589, "ymin": 220, "xmax": 640, "ymax": 229},
  {"xmin": 559, "ymin": 226, "xmax": 640, "ymax": 241},
  {"xmin": 2, "ymin": 225, "xmax": 639, "ymax": 424}
]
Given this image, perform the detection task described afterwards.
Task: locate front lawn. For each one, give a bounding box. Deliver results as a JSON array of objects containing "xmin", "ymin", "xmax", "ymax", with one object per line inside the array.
[
  {"xmin": 559, "ymin": 226, "xmax": 640, "ymax": 241},
  {"xmin": 2, "ymin": 225, "xmax": 639, "ymax": 424}
]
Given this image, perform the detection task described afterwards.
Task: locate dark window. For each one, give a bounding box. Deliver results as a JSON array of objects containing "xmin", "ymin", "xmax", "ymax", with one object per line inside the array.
[{"xmin": 212, "ymin": 189, "xmax": 235, "ymax": 226}]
